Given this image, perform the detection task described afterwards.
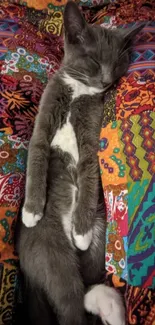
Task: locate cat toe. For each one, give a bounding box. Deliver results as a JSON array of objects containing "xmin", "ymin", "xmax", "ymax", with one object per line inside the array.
[
  {"xmin": 84, "ymin": 284, "xmax": 125, "ymax": 325},
  {"xmin": 22, "ymin": 208, "xmax": 42, "ymax": 228},
  {"xmin": 72, "ymin": 227, "xmax": 93, "ymax": 251}
]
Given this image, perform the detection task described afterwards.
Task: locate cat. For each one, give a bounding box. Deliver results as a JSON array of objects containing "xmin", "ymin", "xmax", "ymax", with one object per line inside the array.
[{"xmin": 18, "ymin": 2, "xmax": 143, "ymax": 325}]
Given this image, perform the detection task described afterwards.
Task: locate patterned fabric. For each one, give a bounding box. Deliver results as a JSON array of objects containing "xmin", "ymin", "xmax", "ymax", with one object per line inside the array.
[
  {"xmin": 0, "ymin": 2, "xmax": 155, "ymax": 325},
  {"xmin": 1, "ymin": 0, "xmax": 112, "ymax": 11},
  {"xmin": 92, "ymin": 0, "xmax": 155, "ymax": 26},
  {"xmin": 0, "ymin": 3, "xmax": 63, "ymax": 323},
  {"xmin": 104, "ymin": 273, "xmax": 155, "ymax": 325},
  {"xmin": 98, "ymin": 22, "xmax": 155, "ymax": 289}
]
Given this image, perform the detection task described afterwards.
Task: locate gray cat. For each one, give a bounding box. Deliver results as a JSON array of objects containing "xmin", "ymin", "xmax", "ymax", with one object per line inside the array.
[{"xmin": 18, "ymin": 2, "xmax": 143, "ymax": 325}]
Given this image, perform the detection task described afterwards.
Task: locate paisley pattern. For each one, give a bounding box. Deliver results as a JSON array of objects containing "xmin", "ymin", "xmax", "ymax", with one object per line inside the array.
[
  {"xmin": 0, "ymin": 1, "xmax": 155, "ymax": 325},
  {"xmin": 0, "ymin": 264, "xmax": 18, "ymax": 325}
]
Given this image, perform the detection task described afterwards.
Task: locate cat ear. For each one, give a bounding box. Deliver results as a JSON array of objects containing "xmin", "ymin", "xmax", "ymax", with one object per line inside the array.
[
  {"xmin": 64, "ymin": 1, "xmax": 87, "ymax": 44},
  {"xmin": 120, "ymin": 23, "xmax": 145, "ymax": 42}
]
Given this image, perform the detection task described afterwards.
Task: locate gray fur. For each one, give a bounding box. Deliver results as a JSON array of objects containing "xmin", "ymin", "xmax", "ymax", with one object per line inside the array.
[{"xmin": 18, "ymin": 2, "xmax": 143, "ymax": 325}]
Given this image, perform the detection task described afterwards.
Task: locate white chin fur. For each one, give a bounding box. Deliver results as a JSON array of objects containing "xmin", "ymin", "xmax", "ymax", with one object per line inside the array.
[
  {"xmin": 72, "ymin": 227, "xmax": 93, "ymax": 251},
  {"xmin": 22, "ymin": 208, "xmax": 42, "ymax": 228},
  {"xmin": 84, "ymin": 284, "xmax": 126, "ymax": 325},
  {"xmin": 63, "ymin": 73, "xmax": 102, "ymax": 100}
]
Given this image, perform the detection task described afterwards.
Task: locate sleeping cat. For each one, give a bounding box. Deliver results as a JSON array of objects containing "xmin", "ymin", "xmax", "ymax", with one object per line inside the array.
[{"xmin": 18, "ymin": 2, "xmax": 143, "ymax": 325}]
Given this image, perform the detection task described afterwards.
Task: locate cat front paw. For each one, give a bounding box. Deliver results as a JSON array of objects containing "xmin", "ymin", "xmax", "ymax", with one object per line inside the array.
[
  {"xmin": 22, "ymin": 207, "xmax": 43, "ymax": 228},
  {"xmin": 72, "ymin": 226, "xmax": 93, "ymax": 251},
  {"xmin": 84, "ymin": 284, "xmax": 125, "ymax": 325}
]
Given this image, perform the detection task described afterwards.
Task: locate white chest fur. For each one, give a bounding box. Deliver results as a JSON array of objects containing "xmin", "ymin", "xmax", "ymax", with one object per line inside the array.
[
  {"xmin": 51, "ymin": 73, "xmax": 102, "ymax": 160},
  {"xmin": 51, "ymin": 112, "xmax": 79, "ymax": 164}
]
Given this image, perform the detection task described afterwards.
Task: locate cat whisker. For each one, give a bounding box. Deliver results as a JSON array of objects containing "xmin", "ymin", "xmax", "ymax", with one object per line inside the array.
[
  {"xmin": 119, "ymin": 46, "xmax": 132, "ymax": 59},
  {"xmin": 60, "ymin": 66, "xmax": 89, "ymax": 84},
  {"xmin": 67, "ymin": 71, "xmax": 88, "ymax": 80},
  {"xmin": 60, "ymin": 70, "xmax": 88, "ymax": 84},
  {"xmin": 103, "ymin": 83, "xmax": 112, "ymax": 92},
  {"xmin": 66, "ymin": 72, "xmax": 88, "ymax": 82},
  {"xmin": 67, "ymin": 71, "xmax": 88, "ymax": 81},
  {"xmin": 71, "ymin": 76, "xmax": 88, "ymax": 83},
  {"xmin": 62, "ymin": 65, "xmax": 89, "ymax": 79},
  {"xmin": 119, "ymin": 40, "xmax": 133, "ymax": 56}
]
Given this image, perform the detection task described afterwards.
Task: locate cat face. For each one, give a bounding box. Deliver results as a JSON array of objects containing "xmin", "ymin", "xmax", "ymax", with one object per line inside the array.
[{"xmin": 63, "ymin": 2, "xmax": 144, "ymax": 91}]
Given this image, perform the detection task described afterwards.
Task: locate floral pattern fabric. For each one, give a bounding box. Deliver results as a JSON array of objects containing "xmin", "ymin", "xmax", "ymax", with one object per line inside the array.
[{"xmin": 0, "ymin": 1, "xmax": 155, "ymax": 325}]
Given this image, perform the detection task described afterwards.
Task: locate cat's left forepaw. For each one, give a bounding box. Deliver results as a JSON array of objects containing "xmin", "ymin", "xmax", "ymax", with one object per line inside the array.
[
  {"xmin": 72, "ymin": 227, "xmax": 93, "ymax": 251},
  {"xmin": 84, "ymin": 284, "xmax": 126, "ymax": 325}
]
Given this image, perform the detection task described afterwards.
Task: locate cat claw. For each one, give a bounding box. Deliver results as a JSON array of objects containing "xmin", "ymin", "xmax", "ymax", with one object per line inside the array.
[
  {"xmin": 84, "ymin": 284, "xmax": 126, "ymax": 325},
  {"xmin": 72, "ymin": 227, "xmax": 93, "ymax": 251},
  {"xmin": 22, "ymin": 208, "xmax": 42, "ymax": 228}
]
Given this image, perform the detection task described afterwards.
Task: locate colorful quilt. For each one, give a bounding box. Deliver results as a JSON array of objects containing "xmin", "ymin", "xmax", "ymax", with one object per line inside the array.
[
  {"xmin": 1, "ymin": 0, "xmax": 114, "ymax": 11},
  {"xmin": 98, "ymin": 22, "xmax": 155, "ymax": 288},
  {"xmin": 0, "ymin": 1, "xmax": 155, "ymax": 325}
]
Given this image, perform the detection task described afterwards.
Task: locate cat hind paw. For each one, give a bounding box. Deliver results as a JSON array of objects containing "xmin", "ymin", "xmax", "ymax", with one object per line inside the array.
[
  {"xmin": 84, "ymin": 284, "xmax": 126, "ymax": 325},
  {"xmin": 22, "ymin": 208, "xmax": 42, "ymax": 228}
]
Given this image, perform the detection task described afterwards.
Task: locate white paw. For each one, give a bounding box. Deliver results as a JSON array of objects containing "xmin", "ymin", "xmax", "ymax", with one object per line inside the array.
[
  {"xmin": 22, "ymin": 208, "xmax": 42, "ymax": 228},
  {"xmin": 72, "ymin": 227, "xmax": 93, "ymax": 251},
  {"xmin": 84, "ymin": 284, "xmax": 125, "ymax": 325}
]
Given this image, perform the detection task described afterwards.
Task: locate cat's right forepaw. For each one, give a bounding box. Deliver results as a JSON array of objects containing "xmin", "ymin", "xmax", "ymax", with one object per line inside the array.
[{"xmin": 22, "ymin": 207, "xmax": 42, "ymax": 228}]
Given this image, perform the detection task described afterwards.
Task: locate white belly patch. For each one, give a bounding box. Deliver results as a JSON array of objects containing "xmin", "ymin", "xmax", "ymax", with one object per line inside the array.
[{"xmin": 51, "ymin": 113, "xmax": 79, "ymax": 164}]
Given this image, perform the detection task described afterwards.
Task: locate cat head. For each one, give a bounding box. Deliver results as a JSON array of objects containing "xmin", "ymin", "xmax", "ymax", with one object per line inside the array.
[{"xmin": 63, "ymin": 1, "xmax": 144, "ymax": 91}]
